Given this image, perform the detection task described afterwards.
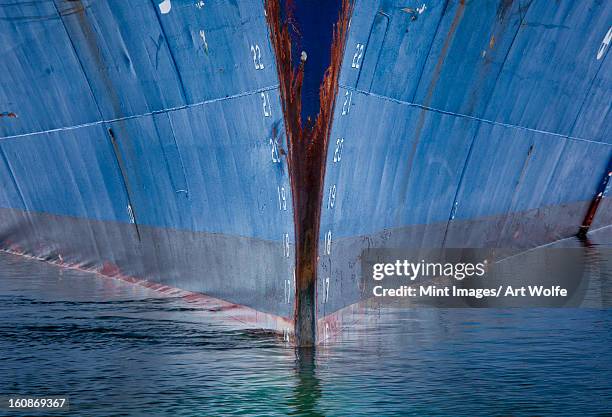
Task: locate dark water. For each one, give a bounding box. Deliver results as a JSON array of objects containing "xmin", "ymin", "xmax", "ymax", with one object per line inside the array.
[{"xmin": 1, "ymin": 231, "xmax": 611, "ymax": 416}]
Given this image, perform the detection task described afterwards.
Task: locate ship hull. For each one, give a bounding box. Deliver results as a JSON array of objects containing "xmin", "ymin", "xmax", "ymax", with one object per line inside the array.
[
  {"xmin": 0, "ymin": 206, "xmax": 293, "ymax": 318},
  {"xmin": 316, "ymin": 0, "xmax": 612, "ymax": 328},
  {"xmin": 0, "ymin": 0, "xmax": 296, "ymax": 330},
  {"xmin": 1, "ymin": 0, "xmax": 611, "ymax": 340}
]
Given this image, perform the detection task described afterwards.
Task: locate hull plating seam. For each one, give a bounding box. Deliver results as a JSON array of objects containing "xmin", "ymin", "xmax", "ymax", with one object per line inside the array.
[
  {"xmin": 0, "ymin": 85, "xmax": 280, "ymax": 141},
  {"xmin": 339, "ymin": 85, "xmax": 611, "ymax": 146}
]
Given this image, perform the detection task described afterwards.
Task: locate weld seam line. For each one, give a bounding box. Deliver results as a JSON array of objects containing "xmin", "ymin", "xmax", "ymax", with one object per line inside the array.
[
  {"xmin": 339, "ymin": 85, "xmax": 611, "ymax": 146},
  {"xmin": 0, "ymin": 84, "xmax": 280, "ymax": 141}
]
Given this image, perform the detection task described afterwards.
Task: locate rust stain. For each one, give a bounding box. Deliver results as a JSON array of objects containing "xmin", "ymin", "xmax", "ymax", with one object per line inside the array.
[
  {"xmin": 423, "ymin": 0, "xmax": 466, "ymax": 107},
  {"xmin": 578, "ymin": 169, "xmax": 612, "ymax": 238},
  {"xmin": 396, "ymin": 0, "xmax": 466, "ymax": 213},
  {"xmin": 468, "ymin": 0, "xmax": 531, "ymax": 113},
  {"xmin": 265, "ymin": 0, "xmax": 352, "ymax": 346},
  {"xmin": 74, "ymin": 3, "xmax": 119, "ymax": 111},
  {"xmin": 56, "ymin": 0, "xmax": 126, "ymax": 120},
  {"xmin": 0, "ymin": 112, "xmax": 17, "ymax": 118}
]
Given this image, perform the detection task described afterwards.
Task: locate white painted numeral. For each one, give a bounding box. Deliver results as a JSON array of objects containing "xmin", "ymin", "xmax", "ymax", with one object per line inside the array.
[
  {"xmin": 597, "ymin": 26, "xmax": 612, "ymax": 60},
  {"xmin": 158, "ymin": 0, "xmax": 171, "ymax": 14},
  {"xmin": 324, "ymin": 277, "xmax": 330, "ymax": 303},
  {"xmin": 333, "ymin": 138, "xmax": 344, "ymax": 163},
  {"xmin": 283, "ymin": 233, "xmax": 290, "ymax": 258},
  {"xmin": 450, "ymin": 201, "xmax": 458, "ymax": 220},
  {"xmin": 251, "ymin": 44, "xmax": 264, "ymax": 69},
  {"xmin": 284, "ymin": 279, "xmax": 291, "ymax": 303},
  {"xmin": 351, "ymin": 43, "xmax": 364, "ymax": 69},
  {"xmin": 127, "ymin": 204, "xmax": 135, "ymax": 224},
  {"xmin": 261, "ymin": 92, "xmax": 272, "ymax": 117},
  {"xmin": 278, "ymin": 185, "xmax": 287, "ymax": 211},
  {"xmin": 327, "ymin": 184, "xmax": 336, "ymax": 209},
  {"xmin": 270, "ymin": 138, "xmax": 281, "ymax": 163},
  {"xmin": 341, "ymin": 90, "xmax": 352, "ymax": 115},
  {"xmin": 199, "ymin": 30, "xmax": 208, "ymax": 54},
  {"xmin": 324, "ymin": 230, "xmax": 332, "ymax": 255}
]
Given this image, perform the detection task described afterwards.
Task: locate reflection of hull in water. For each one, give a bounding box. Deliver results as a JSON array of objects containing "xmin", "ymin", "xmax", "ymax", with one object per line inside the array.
[{"xmin": 0, "ymin": 0, "xmax": 611, "ymax": 340}]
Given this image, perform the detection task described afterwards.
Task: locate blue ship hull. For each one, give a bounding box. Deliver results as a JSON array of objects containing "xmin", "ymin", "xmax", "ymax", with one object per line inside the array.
[
  {"xmin": 1, "ymin": 0, "xmax": 611, "ymax": 338},
  {"xmin": 316, "ymin": 0, "xmax": 611, "ymax": 326},
  {"xmin": 0, "ymin": 0, "xmax": 296, "ymax": 323}
]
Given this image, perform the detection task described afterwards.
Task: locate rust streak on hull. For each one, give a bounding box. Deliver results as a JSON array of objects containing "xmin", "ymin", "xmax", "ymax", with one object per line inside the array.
[
  {"xmin": 265, "ymin": 0, "xmax": 351, "ymax": 346},
  {"xmin": 578, "ymin": 166, "xmax": 612, "ymax": 238}
]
